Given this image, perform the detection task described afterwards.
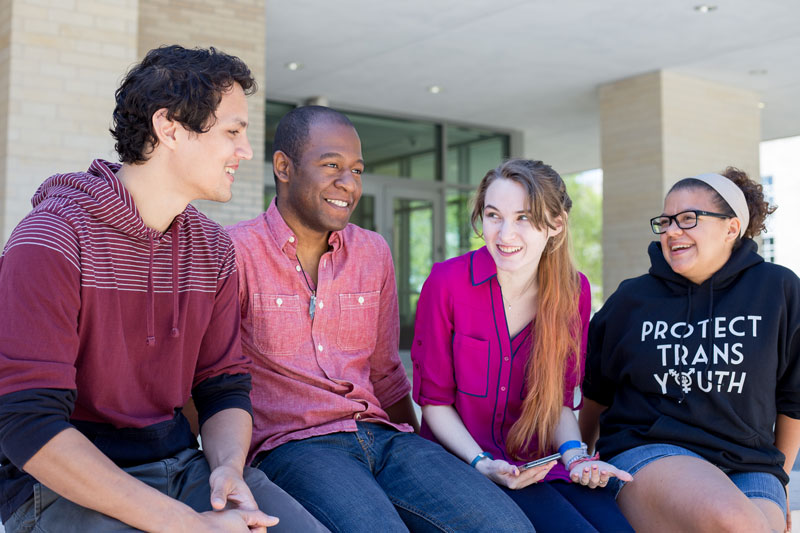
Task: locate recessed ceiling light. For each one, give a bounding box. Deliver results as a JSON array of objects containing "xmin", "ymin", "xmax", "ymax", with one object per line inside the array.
[
  {"xmin": 758, "ymin": 102, "xmax": 766, "ymax": 109},
  {"xmin": 285, "ymin": 62, "xmax": 303, "ymax": 71},
  {"xmin": 428, "ymin": 85, "xmax": 442, "ymax": 94},
  {"xmin": 694, "ymin": 5, "xmax": 717, "ymax": 12},
  {"xmin": 749, "ymin": 69, "xmax": 768, "ymax": 76}
]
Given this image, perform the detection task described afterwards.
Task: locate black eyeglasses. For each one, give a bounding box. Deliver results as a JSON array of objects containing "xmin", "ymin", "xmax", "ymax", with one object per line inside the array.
[{"xmin": 650, "ymin": 210, "xmax": 731, "ymax": 234}]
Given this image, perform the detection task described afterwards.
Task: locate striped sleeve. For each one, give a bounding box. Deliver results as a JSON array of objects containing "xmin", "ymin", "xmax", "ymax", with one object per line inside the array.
[
  {"xmin": 0, "ymin": 212, "xmax": 82, "ymax": 467},
  {"xmin": 0, "ymin": 212, "xmax": 82, "ymax": 395}
]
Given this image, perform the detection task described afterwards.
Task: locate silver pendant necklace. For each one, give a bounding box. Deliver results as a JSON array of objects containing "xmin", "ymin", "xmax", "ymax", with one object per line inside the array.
[{"xmin": 296, "ymin": 256, "xmax": 317, "ymax": 320}]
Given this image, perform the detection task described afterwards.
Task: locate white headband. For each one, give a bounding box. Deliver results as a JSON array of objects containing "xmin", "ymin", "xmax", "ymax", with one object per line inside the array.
[{"xmin": 691, "ymin": 173, "xmax": 749, "ymax": 238}]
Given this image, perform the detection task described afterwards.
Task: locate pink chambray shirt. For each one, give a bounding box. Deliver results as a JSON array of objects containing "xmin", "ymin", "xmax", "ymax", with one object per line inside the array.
[
  {"xmin": 411, "ymin": 246, "xmax": 591, "ymax": 482},
  {"xmin": 227, "ymin": 200, "xmax": 413, "ymax": 463}
]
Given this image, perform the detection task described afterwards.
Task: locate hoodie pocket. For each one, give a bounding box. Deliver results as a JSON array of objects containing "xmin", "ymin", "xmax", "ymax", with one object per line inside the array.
[
  {"xmin": 453, "ymin": 333, "xmax": 490, "ymax": 398},
  {"xmin": 646, "ymin": 415, "xmax": 766, "ymax": 464},
  {"xmin": 252, "ymin": 293, "xmax": 303, "ymax": 356}
]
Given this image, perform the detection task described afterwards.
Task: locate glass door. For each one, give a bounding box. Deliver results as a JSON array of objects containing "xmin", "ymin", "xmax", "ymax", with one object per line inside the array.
[{"xmin": 384, "ymin": 188, "xmax": 442, "ymax": 349}]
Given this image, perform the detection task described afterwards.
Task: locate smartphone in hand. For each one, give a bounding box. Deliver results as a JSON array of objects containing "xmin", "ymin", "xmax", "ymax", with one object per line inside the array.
[{"xmin": 519, "ymin": 453, "xmax": 561, "ymax": 471}]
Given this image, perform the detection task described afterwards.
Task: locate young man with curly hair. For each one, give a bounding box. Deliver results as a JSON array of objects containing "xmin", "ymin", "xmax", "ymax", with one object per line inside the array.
[{"xmin": 0, "ymin": 45, "xmax": 326, "ymax": 533}]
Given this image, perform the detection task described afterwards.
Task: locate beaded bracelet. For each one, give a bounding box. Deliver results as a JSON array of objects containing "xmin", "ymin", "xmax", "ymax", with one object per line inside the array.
[{"xmin": 565, "ymin": 451, "xmax": 599, "ymax": 470}]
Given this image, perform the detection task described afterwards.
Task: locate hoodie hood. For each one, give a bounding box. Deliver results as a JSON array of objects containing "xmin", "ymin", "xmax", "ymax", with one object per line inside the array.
[
  {"xmin": 32, "ymin": 159, "xmax": 165, "ymax": 242},
  {"xmin": 33, "ymin": 159, "xmax": 183, "ymax": 345},
  {"xmin": 647, "ymin": 238, "xmax": 763, "ymax": 295}
]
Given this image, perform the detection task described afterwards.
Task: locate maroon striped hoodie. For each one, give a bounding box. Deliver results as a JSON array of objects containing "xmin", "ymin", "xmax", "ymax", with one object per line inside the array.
[{"xmin": 0, "ymin": 159, "xmax": 252, "ymax": 521}]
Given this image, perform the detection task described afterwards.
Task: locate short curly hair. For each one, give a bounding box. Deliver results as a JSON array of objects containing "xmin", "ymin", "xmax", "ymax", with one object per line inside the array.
[
  {"xmin": 111, "ymin": 45, "xmax": 256, "ymax": 164},
  {"xmin": 273, "ymin": 105, "xmax": 355, "ymax": 164}
]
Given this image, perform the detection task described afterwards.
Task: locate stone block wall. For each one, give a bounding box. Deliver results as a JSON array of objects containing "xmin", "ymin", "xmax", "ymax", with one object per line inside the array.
[
  {"xmin": 1, "ymin": 0, "xmax": 138, "ymax": 242},
  {"xmin": 138, "ymin": 0, "xmax": 266, "ymax": 228}
]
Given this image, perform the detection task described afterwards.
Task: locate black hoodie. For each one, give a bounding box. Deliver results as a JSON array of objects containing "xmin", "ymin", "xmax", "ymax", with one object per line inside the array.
[{"xmin": 584, "ymin": 239, "xmax": 800, "ymax": 484}]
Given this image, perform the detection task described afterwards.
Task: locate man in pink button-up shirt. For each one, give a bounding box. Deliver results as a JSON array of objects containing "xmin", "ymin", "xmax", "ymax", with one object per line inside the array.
[{"xmin": 227, "ymin": 106, "xmax": 534, "ymax": 533}]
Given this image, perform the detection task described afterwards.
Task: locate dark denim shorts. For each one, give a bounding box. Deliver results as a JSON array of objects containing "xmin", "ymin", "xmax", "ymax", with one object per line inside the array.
[{"xmin": 606, "ymin": 443, "xmax": 786, "ymax": 517}]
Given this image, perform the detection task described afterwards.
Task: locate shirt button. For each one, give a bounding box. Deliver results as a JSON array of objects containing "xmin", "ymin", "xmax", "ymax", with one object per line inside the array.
[
  {"xmin": 276, "ymin": 298, "xmax": 283, "ymax": 306},
  {"xmin": 318, "ymin": 344, "xmax": 324, "ymax": 352},
  {"xmin": 358, "ymin": 296, "xmax": 365, "ymax": 304},
  {"xmin": 295, "ymin": 265, "xmax": 302, "ymax": 272},
  {"xmin": 500, "ymin": 386, "xmax": 506, "ymax": 392},
  {"xmin": 288, "ymin": 236, "xmax": 295, "ymax": 243},
  {"xmin": 319, "ymin": 301, "xmax": 324, "ymax": 309},
  {"xmin": 504, "ymin": 357, "xmax": 509, "ymax": 362}
]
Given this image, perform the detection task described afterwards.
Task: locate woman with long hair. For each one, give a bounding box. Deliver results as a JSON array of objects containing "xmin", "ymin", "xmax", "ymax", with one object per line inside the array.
[
  {"xmin": 581, "ymin": 168, "xmax": 800, "ymax": 533},
  {"xmin": 411, "ymin": 159, "xmax": 633, "ymax": 532}
]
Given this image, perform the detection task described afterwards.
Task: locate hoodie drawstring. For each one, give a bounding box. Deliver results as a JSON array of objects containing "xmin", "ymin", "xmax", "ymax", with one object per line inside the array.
[
  {"xmin": 146, "ymin": 235, "xmax": 156, "ymax": 346},
  {"xmin": 170, "ymin": 224, "xmax": 180, "ymax": 338},
  {"xmin": 145, "ymin": 226, "xmax": 181, "ymax": 346},
  {"xmin": 704, "ymin": 275, "xmax": 715, "ymax": 373},
  {"xmin": 678, "ymin": 286, "xmax": 692, "ymax": 403}
]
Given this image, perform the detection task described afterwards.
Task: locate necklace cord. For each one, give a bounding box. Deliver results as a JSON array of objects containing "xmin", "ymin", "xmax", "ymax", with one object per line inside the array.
[{"xmin": 296, "ymin": 255, "xmax": 317, "ymax": 319}]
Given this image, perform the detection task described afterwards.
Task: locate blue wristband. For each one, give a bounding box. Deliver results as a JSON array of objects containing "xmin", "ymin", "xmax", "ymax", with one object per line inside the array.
[
  {"xmin": 470, "ymin": 451, "xmax": 494, "ymax": 468},
  {"xmin": 558, "ymin": 440, "xmax": 584, "ymax": 456}
]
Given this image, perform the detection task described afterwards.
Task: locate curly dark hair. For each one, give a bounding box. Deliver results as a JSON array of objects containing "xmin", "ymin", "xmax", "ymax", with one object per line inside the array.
[
  {"xmin": 669, "ymin": 166, "xmax": 777, "ymax": 240},
  {"xmin": 111, "ymin": 45, "xmax": 256, "ymax": 164}
]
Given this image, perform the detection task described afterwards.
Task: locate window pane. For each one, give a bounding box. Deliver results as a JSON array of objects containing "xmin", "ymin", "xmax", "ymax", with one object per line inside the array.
[
  {"xmin": 446, "ymin": 126, "xmax": 509, "ymax": 185},
  {"xmin": 344, "ymin": 112, "xmax": 439, "ymax": 181},
  {"xmin": 445, "ymin": 190, "xmax": 483, "ymax": 259},
  {"xmin": 393, "ymin": 198, "xmax": 434, "ymax": 349},
  {"xmin": 264, "ymin": 101, "xmax": 296, "ymax": 160},
  {"xmin": 264, "ymin": 186, "xmax": 276, "ymax": 211},
  {"xmin": 351, "ymin": 195, "xmax": 376, "ymax": 232}
]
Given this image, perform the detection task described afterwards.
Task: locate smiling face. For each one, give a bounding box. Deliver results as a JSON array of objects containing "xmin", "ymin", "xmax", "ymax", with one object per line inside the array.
[
  {"xmin": 660, "ymin": 187, "xmax": 740, "ymax": 284},
  {"xmin": 175, "ymin": 83, "xmax": 252, "ymax": 203},
  {"xmin": 482, "ymin": 178, "xmax": 562, "ymax": 278},
  {"xmin": 277, "ymin": 120, "xmax": 364, "ymax": 237}
]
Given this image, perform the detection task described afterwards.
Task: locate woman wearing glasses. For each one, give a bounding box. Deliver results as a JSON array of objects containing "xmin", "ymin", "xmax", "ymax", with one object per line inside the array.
[
  {"xmin": 581, "ymin": 168, "xmax": 800, "ymax": 533},
  {"xmin": 411, "ymin": 159, "xmax": 633, "ymax": 532}
]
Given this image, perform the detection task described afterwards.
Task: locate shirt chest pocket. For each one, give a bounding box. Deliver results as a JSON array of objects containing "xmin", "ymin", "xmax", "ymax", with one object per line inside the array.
[
  {"xmin": 453, "ymin": 333, "xmax": 490, "ymax": 398},
  {"xmin": 337, "ymin": 291, "xmax": 381, "ymax": 351},
  {"xmin": 252, "ymin": 294, "xmax": 303, "ymax": 356}
]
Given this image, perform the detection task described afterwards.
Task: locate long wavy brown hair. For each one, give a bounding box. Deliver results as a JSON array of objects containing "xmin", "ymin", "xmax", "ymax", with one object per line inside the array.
[{"xmin": 471, "ymin": 159, "xmax": 582, "ymax": 459}]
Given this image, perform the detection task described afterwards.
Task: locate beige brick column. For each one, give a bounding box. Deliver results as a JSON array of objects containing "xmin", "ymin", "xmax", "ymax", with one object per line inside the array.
[
  {"xmin": 0, "ymin": 0, "xmax": 138, "ymax": 243},
  {"xmin": 599, "ymin": 70, "xmax": 760, "ymax": 298},
  {"xmin": 0, "ymin": 1, "xmax": 10, "ymax": 242},
  {"xmin": 138, "ymin": 0, "xmax": 266, "ymax": 227}
]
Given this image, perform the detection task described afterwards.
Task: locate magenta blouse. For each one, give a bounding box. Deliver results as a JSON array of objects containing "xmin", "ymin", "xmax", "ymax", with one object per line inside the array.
[{"xmin": 411, "ymin": 246, "xmax": 591, "ymax": 482}]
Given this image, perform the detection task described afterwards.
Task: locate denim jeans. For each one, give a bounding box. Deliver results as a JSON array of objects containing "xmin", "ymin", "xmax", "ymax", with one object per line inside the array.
[
  {"xmin": 257, "ymin": 422, "xmax": 535, "ymax": 533},
  {"xmin": 4, "ymin": 448, "xmax": 328, "ymax": 533},
  {"xmin": 501, "ymin": 481, "xmax": 634, "ymax": 533}
]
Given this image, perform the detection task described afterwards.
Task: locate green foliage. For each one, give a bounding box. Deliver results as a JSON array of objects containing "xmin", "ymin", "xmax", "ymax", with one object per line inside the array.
[{"xmin": 563, "ymin": 172, "xmax": 603, "ymax": 310}]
